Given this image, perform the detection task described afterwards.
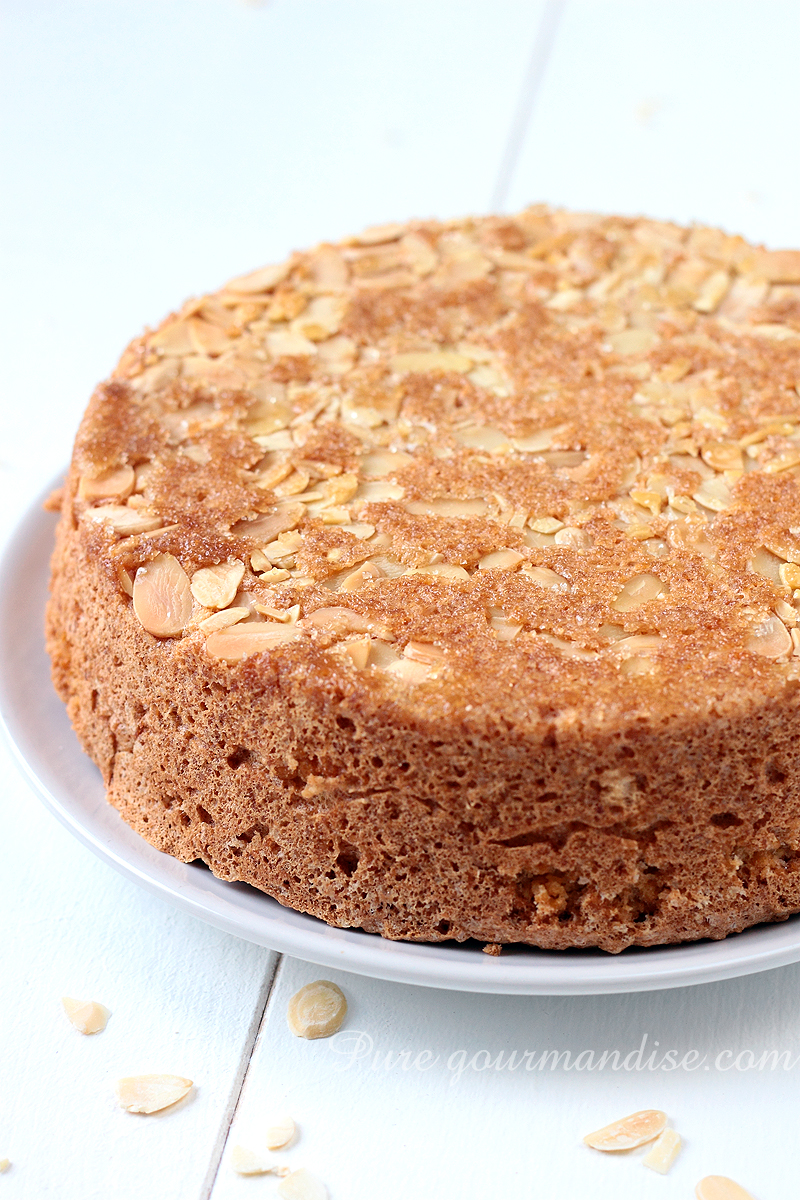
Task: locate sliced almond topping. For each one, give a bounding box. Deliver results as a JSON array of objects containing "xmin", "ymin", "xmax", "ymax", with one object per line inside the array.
[
  {"xmin": 78, "ymin": 465, "xmax": 135, "ymax": 501},
  {"xmin": 61, "ymin": 997, "xmax": 110, "ymax": 1035},
  {"xmin": 583, "ymin": 1109, "xmax": 667, "ymax": 1151},
  {"xmin": 252, "ymin": 604, "xmax": 300, "ymax": 623},
  {"xmin": 340, "ymin": 522, "xmax": 376, "ymax": 539},
  {"xmin": 746, "ymin": 615, "xmax": 792, "ymax": 658},
  {"xmin": 205, "ymin": 624, "xmax": 304, "ymax": 662},
  {"xmin": 478, "ymin": 549, "xmax": 524, "ymax": 570},
  {"xmin": 353, "ymin": 480, "xmax": 405, "ymax": 503},
  {"xmin": 406, "ymin": 563, "xmax": 470, "ymax": 581},
  {"xmin": 554, "ymin": 526, "xmax": 592, "ymax": 548},
  {"xmin": 190, "ymin": 561, "xmax": 245, "ymax": 609},
  {"xmin": 265, "ymin": 1116, "xmax": 296, "ymax": 1151},
  {"xmin": 404, "ymin": 498, "xmax": 488, "ymax": 518},
  {"xmin": 695, "ymin": 1177, "xmax": 755, "ymax": 1200},
  {"xmin": 610, "ymin": 634, "xmax": 663, "ymax": 657},
  {"xmin": 693, "ymin": 476, "xmax": 733, "ymax": 511},
  {"xmin": 629, "ymin": 489, "xmax": 663, "ymax": 516},
  {"xmin": 528, "ymin": 516, "xmax": 565, "ymax": 533},
  {"xmin": 386, "ymin": 657, "xmax": 433, "ymax": 683},
  {"xmin": 643, "ymin": 1128, "xmax": 681, "ymax": 1174},
  {"xmin": 83, "ymin": 505, "xmax": 163, "ymax": 537},
  {"xmin": 522, "ymin": 565, "xmax": 568, "ymax": 589},
  {"xmin": 608, "ymin": 328, "xmax": 658, "ymax": 356},
  {"xmin": 133, "ymin": 554, "xmax": 193, "ymax": 638},
  {"xmin": 267, "ymin": 329, "xmax": 318, "ymax": 358},
  {"xmin": 403, "ymin": 641, "xmax": 447, "ymax": 666},
  {"xmin": 701, "ymin": 442, "xmax": 744, "ymax": 472},
  {"xmin": 262, "ymin": 531, "xmax": 304, "ymax": 560},
  {"xmin": 332, "ymin": 636, "xmax": 371, "ymax": 669},
  {"xmin": 359, "ymin": 449, "xmax": 413, "ymax": 477},
  {"xmin": 115, "ymin": 1074, "xmax": 193, "ymax": 1114},
  {"xmin": 489, "ymin": 608, "xmax": 523, "ymax": 641},
  {"xmin": 454, "ymin": 425, "xmax": 512, "ymax": 453},
  {"xmin": 258, "ymin": 567, "xmax": 292, "ymax": 584},
  {"xmin": 230, "ymin": 1145, "xmax": 276, "ymax": 1175},
  {"xmin": 302, "ymin": 607, "xmax": 389, "ymax": 638},
  {"xmin": 278, "ymin": 1168, "xmax": 328, "ymax": 1200},
  {"xmin": 693, "ymin": 268, "xmax": 730, "ymax": 313},
  {"xmin": 232, "ymin": 503, "xmax": 304, "ymax": 542},
  {"xmin": 512, "ymin": 426, "xmax": 569, "ymax": 453},
  {"xmin": 611, "ymin": 573, "xmax": 666, "ymax": 612},
  {"xmin": 780, "ymin": 562, "xmax": 800, "ymax": 590},
  {"xmin": 749, "ymin": 546, "xmax": 784, "ymax": 585},
  {"xmin": 0, "ymin": 1159, "xmax": 8, "ymax": 1173},
  {"xmin": 226, "ymin": 262, "xmax": 291, "ymax": 294},
  {"xmin": 389, "ymin": 350, "xmax": 473, "ymax": 374},
  {"xmin": 338, "ymin": 561, "xmax": 384, "ymax": 592},
  {"xmin": 149, "ymin": 320, "xmax": 195, "ymax": 355},
  {"xmin": 287, "ymin": 980, "xmax": 347, "ymax": 1040},
  {"xmin": 198, "ymin": 607, "xmax": 250, "ymax": 633},
  {"xmin": 274, "ymin": 468, "xmax": 312, "ymax": 497}
]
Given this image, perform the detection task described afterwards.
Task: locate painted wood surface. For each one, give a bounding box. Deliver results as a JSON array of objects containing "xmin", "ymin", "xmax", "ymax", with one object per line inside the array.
[{"xmin": 2, "ymin": 3, "xmax": 800, "ymax": 1197}]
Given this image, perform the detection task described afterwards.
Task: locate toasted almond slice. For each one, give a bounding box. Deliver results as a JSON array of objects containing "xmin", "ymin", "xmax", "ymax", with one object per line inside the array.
[
  {"xmin": 61, "ymin": 996, "xmax": 110, "ymax": 1035},
  {"xmin": 198, "ymin": 607, "xmax": 250, "ymax": 633},
  {"xmin": 693, "ymin": 476, "xmax": 733, "ymax": 511},
  {"xmin": 0, "ymin": 1159, "xmax": 9, "ymax": 1173},
  {"xmin": 406, "ymin": 563, "xmax": 470, "ymax": 581},
  {"xmin": 337, "ymin": 561, "xmax": 384, "ymax": 592},
  {"xmin": 611, "ymin": 572, "xmax": 666, "ymax": 612},
  {"xmin": 522, "ymin": 565, "xmax": 568, "ymax": 589},
  {"xmin": 287, "ymin": 980, "xmax": 347, "ymax": 1040},
  {"xmin": 115, "ymin": 1074, "xmax": 193, "ymax": 1114},
  {"xmin": 226, "ymin": 262, "xmax": 291, "ymax": 294},
  {"xmin": 390, "ymin": 350, "xmax": 473, "ymax": 374},
  {"xmin": 643, "ymin": 1128, "xmax": 681, "ymax": 1174},
  {"xmin": 583, "ymin": 1109, "xmax": 667, "ymax": 1151},
  {"xmin": 265, "ymin": 1115, "xmax": 296, "ymax": 1151},
  {"xmin": 133, "ymin": 554, "xmax": 193, "ymax": 637},
  {"xmin": 205, "ymin": 624, "xmax": 303, "ymax": 662},
  {"xmin": 403, "ymin": 641, "xmax": 447, "ymax": 666},
  {"xmin": 83, "ymin": 505, "xmax": 163, "ymax": 536},
  {"xmin": 454, "ymin": 425, "xmax": 511, "ymax": 453},
  {"xmin": 478, "ymin": 549, "xmax": 524, "ymax": 570},
  {"xmin": 230, "ymin": 1144, "xmax": 276, "ymax": 1175},
  {"xmin": 746, "ymin": 615, "xmax": 792, "ymax": 658},
  {"xmin": 695, "ymin": 1177, "xmax": 755, "ymax": 1200},
  {"xmin": 405, "ymin": 498, "xmax": 488, "ymax": 518},
  {"xmin": 278, "ymin": 1168, "xmax": 328, "ymax": 1200},
  {"xmin": 332, "ymin": 636, "xmax": 371, "ymax": 669},
  {"xmin": 232, "ymin": 503, "xmax": 305, "ymax": 542},
  {"xmin": 386, "ymin": 658, "xmax": 433, "ymax": 683},
  {"xmin": 190, "ymin": 561, "xmax": 245, "ymax": 609},
  {"xmin": 78, "ymin": 465, "xmax": 135, "ymax": 501},
  {"xmin": 528, "ymin": 516, "xmax": 564, "ymax": 533},
  {"xmin": 252, "ymin": 604, "xmax": 300, "ymax": 623},
  {"xmin": 610, "ymin": 634, "xmax": 664, "ymax": 657}
]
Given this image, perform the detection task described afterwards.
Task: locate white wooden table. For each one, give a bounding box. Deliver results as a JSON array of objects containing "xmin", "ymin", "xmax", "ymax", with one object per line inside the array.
[{"xmin": 2, "ymin": 3, "xmax": 800, "ymax": 1196}]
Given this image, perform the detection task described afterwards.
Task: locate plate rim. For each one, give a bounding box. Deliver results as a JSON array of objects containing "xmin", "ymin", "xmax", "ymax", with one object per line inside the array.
[{"xmin": 5, "ymin": 477, "xmax": 800, "ymax": 995}]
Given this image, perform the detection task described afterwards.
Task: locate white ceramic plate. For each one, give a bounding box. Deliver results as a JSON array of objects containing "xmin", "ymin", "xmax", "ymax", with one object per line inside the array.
[{"xmin": 5, "ymin": 485, "xmax": 800, "ymax": 994}]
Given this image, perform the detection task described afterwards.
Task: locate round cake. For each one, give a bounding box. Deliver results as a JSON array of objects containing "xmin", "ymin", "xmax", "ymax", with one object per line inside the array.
[{"xmin": 47, "ymin": 207, "xmax": 800, "ymax": 952}]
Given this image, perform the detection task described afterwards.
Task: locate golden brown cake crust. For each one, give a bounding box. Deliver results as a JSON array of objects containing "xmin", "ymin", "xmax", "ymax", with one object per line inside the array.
[{"xmin": 46, "ymin": 207, "xmax": 800, "ymax": 950}]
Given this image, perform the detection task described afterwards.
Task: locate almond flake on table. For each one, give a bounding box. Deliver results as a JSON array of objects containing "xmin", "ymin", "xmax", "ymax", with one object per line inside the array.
[
  {"xmin": 695, "ymin": 1177, "xmax": 756, "ymax": 1200},
  {"xmin": 230, "ymin": 1144, "xmax": 277, "ymax": 1175},
  {"xmin": 0, "ymin": 1159, "xmax": 9, "ymax": 1173},
  {"xmin": 266, "ymin": 1115, "xmax": 297, "ymax": 1150},
  {"xmin": 583, "ymin": 1108, "xmax": 667, "ymax": 1150},
  {"xmin": 287, "ymin": 980, "xmax": 347, "ymax": 1039},
  {"xmin": 278, "ymin": 1168, "xmax": 328, "ymax": 1200},
  {"xmin": 642, "ymin": 1128, "xmax": 681, "ymax": 1173},
  {"xmin": 61, "ymin": 996, "xmax": 110, "ymax": 1034},
  {"xmin": 115, "ymin": 1074, "xmax": 193, "ymax": 1113}
]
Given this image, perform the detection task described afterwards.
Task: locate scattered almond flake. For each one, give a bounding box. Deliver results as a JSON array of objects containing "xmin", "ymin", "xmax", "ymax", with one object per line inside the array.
[
  {"xmin": 287, "ymin": 980, "xmax": 347, "ymax": 1040},
  {"xmin": 262, "ymin": 531, "xmax": 304, "ymax": 560},
  {"xmin": 259, "ymin": 568, "xmax": 292, "ymax": 583},
  {"xmin": 188, "ymin": 317, "xmax": 233, "ymax": 356},
  {"xmin": 583, "ymin": 1108, "xmax": 667, "ymax": 1151},
  {"xmin": 643, "ymin": 1128, "xmax": 682, "ymax": 1174},
  {"xmin": 198, "ymin": 607, "xmax": 250, "ymax": 633},
  {"xmin": 190, "ymin": 561, "xmax": 245, "ymax": 610},
  {"xmin": 274, "ymin": 468, "xmax": 312, "ymax": 497},
  {"xmin": 403, "ymin": 641, "xmax": 447, "ymax": 665},
  {"xmin": 133, "ymin": 554, "xmax": 193, "ymax": 638},
  {"xmin": 226, "ymin": 262, "xmax": 291, "ymax": 294},
  {"xmin": 386, "ymin": 657, "xmax": 433, "ymax": 683},
  {"xmin": 232, "ymin": 503, "xmax": 305, "ymax": 542},
  {"xmin": 252, "ymin": 604, "xmax": 300, "ymax": 623},
  {"xmin": 352, "ymin": 481, "xmax": 405, "ymax": 503},
  {"xmin": 390, "ymin": 350, "xmax": 473, "ymax": 375},
  {"xmin": 780, "ymin": 562, "xmax": 800, "ymax": 590},
  {"xmin": 337, "ymin": 561, "xmax": 384, "ymax": 592},
  {"xmin": 78, "ymin": 465, "xmax": 135, "ymax": 501},
  {"xmin": 512, "ymin": 425, "xmax": 569, "ymax": 453},
  {"xmin": 115, "ymin": 1074, "xmax": 193, "ymax": 1114},
  {"xmin": 692, "ymin": 475, "xmax": 734, "ymax": 511},
  {"xmin": 340, "ymin": 522, "xmax": 376, "ymax": 540},
  {"xmin": 611, "ymin": 573, "xmax": 666, "ymax": 612},
  {"xmin": 265, "ymin": 1116, "xmax": 297, "ymax": 1151},
  {"xmin": 267, "ymin": 329, "xmax": 318, "ymax": 358},
  {"xmin": 406, "ymin": 563, "xmax": 470, "ymax": 581},
  {"xmin": 0, "ymin": 1159, "xmax": 9, "ymax": 1173},
  {"xmin": 695, "ymin": 1177, "xmax": 756, "ymax": 1200},
  {"xmin": 205, "ymin": 624, "xmax": 304, "ymax": 662},
  {"xmin": 762, "ymin": 449, "xmax": 800, "ymax": 474},
  {"xmin": 230, "ymin": 1144, "xmax": 276, "ymax": 1175},
  {"xmin": 748, "ymin": 546, "xmax": 784, "ymax": 585},
  {"xmin": 478, "ymin": 549, "xmax": 524, "ymax": 571},
  {"xmin": 278, "ymin": 1168, "xmax": 328, "ymax": 1200},
  {"xmin": 317, "ymin": 506, "xmax": 351, "ymax": 525},
  {"xmin": 254, "ymin": 460, "xmax": 294, "ymax": 490},
  {"xmin": 669, "ymin": 493, "xmax": 698, "ymax": 516},
  {"xmin": 332, "ymin": 636, "xmax": 371, "ymax": 669},
  {"xmin": 454, "ymin": 425, "xmax": 512, "ymax": 453},
  {"xmin": 607, "ymin": 328, "xmax": 658, "ymax": 356},
  {"xmin": 701, "ymin": 442, "xmax": 744, "ymax": 472},
  {"xmin": 61, "ymin": 997, "xmax": 110, "ymax": 1034},
  {"xmin": 359, "ymin": 449, "xmax": 413, "ymax": 477},
  {"xmin": 82, "ymin": 505, "xmax": 163, "ymax": 536},
  {"xmin": 629, "ymin": 489, "xmax": 663, "ymax": 516},
  {"xmin": 404, "ymin": 498, "xmax": 489, "ymax": 518},
  {"xmin": 522, "ymin": 565, "xmax": 568, "ymax": 589},
  {"xmin": 554, "ymin": 526, "xmax": 592, "ymax": 548},
  {"xmin": 528, "ymin": 516, "xmax": 564, "ymax": 534},
  {"xmin": 746, "ymin": 615, "xmax": 792, "ymax": 659},
  {"xmin": 693, "ymin": 268, "xmax": 730, "ymax": 313}
]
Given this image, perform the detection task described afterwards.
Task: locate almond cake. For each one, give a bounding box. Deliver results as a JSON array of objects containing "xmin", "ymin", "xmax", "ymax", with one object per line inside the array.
[{"xmin": 46, "ymin": 207, "xmax": 800, "ymax": 951}]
